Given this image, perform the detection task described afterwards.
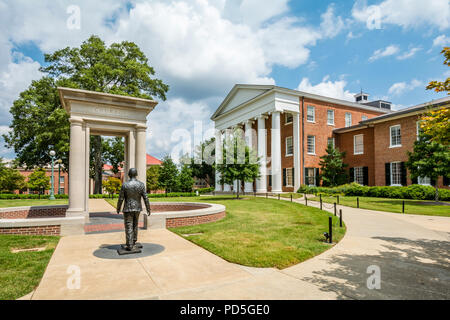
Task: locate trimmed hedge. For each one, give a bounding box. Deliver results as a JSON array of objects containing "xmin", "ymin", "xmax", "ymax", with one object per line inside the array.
[
  {"xmin": 0, "ymin": 193, "xmax": 68, "ymax": 199},
  {"xmin": 297, "ymin": 183, "xmax": 450, "ymax": 201},
  {"xmin": 0, "ymin": 192, "xmax": 198, "ymax": 200},
  {"xmin": 196, "ymin": 187, "xmax": 215, "ymax": 194}
]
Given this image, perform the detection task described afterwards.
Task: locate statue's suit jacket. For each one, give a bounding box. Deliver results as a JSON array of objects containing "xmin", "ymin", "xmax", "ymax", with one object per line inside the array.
[{"xmin": 117, "ymin": 179, "xmax": 151, "ymax": 213}]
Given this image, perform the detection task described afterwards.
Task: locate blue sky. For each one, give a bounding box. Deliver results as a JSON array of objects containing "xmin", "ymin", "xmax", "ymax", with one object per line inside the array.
[{"xmin": 0, "ymin": 0, "xmax": 449, "ymax": 162}]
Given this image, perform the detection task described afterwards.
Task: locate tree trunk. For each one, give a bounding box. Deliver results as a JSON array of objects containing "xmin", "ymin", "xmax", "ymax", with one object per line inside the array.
[{"xmin": 93, "ymin": 136, "xmax": 103, "ymax": 194}]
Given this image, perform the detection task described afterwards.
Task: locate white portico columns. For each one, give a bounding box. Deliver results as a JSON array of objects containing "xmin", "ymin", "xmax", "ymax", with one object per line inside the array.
[
  {"xmin": 244, "ymin": 120, "xmax": 254, "ymax": 192},
  {"xmin": 215, "ymin": 129, "xmax": 223, "ymax": 192},
  {"xmin": 271, "ymin": 111, "xmax": 282, "ymax": 193},
  {"xmin": 256, "ymin": 115, "xmax": 267, "ymax": 193},
  {"xmin": 67, "ymin": 117, "xmax": 86, "ymax": 218},
  {"xmin": 135, "ymin": 125, "xmax": 147, "ymax": 186},
  {"xmin": 293, "ymin": 112, "xmax": 301, "ymax": 191}
]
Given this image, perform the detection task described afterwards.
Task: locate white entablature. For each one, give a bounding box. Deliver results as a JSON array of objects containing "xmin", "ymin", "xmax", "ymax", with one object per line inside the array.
[{"xmin": 212, "ymin": 85, "xmax": 300, "ymax": 131}]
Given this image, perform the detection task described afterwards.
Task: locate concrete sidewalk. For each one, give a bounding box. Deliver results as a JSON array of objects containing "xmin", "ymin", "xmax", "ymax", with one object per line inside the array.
[{"xmin": 29, "ymin": 197, "xmax": 450, "ymax": 300}]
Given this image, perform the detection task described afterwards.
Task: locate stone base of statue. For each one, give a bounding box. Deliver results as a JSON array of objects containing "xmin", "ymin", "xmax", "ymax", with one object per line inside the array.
[
  {"xmin": 120, "ymin": 243, "xmax": 143, "ymax": 249},
  {"xmin": 117, "ymin": 245, "xmax": 142, "ymax": 255}
]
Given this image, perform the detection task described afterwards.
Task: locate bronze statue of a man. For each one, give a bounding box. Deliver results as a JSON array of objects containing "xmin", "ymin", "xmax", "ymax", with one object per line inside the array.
[{"xmin": 117, "ymin": 168, "xmax": 151, "ymax": 253}]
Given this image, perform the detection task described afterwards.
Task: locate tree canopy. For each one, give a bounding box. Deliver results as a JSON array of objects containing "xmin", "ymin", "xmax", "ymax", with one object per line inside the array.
[
  {"xmin": 27, "ymin": 167, "xmax": 50, "ymax": 194},
  {"xmin": 406, "ymin": 133, "xmax": 450, "ymax": 200},
  {"xmin": 3, "ymin": 35, "xmax": 169, "ymax": 193},
  {"xmin": 215, "ymin": 130, "xmax": 259, "ymax": 198},
  {"xmin": 319, "ymin": 143, "xmax": 348, "ymax": 187}
]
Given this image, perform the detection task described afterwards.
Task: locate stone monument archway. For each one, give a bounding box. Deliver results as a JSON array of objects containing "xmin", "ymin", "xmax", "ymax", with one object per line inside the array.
[{"xmin": 58, "ymin": 87, "xmax": 158, "ymax": 220}]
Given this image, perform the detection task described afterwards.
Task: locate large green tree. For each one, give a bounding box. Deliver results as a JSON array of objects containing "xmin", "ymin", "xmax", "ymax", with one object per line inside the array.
[
  {"xmin": 0, "ymin": 158, "xmax": 26, "ymax": 193},
  {"xmin": 3, "ymin": 35, "xmax": 168, "ymax": 193},
  {"xmin": 319, "ymin": 143, "xmax": 348, "ymax": 187},
  {"xmin": 187, "ymin": 137, "xmax": 215, "ymax": 187},
  {"xmin": 146, "ymin": 165, "xmax": 160, "ymax": 193},
  {"xmin": 215, "ymin": 130, "xmax": 259, "ymax": 198},
  {"xmin": 406, "ymin": 133, "xmax": 450, "ymax": 201},
  {"xmin": 27, "ymin": 167, "xmax": 50, "ymax": 197},
  {"xmin": 177, "ymin": 164, "xmax": 195, "ymax": 192},
  {"xmin": 158, "ymin": 156, "xmax": 179, "ymax": 193}
]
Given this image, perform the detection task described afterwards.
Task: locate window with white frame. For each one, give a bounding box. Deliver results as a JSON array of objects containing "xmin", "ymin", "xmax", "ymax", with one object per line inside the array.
[
  {"xmin": 327, "ymin": 137, "xmax": 335, "ymax": 148},
  {"xmin": 60, "ymin": 176, "xmax": 65, "ymax": 184},
  {"xmin": 285, "ymin": 136, "xmax": 293, "ymax": 156},
  {"xmin": 353, "ymin": 134, "xmax": 364, "ymax": 154},
  {"xmin": 390, "ymin": 125, "xmax": 401, "ymax": 147},
  {"xmin": 285, "ymin": 113, "xmax": 293, "ymax": 124},
  {"xmin": 59, "ymin": 187, "xmax": 64, "ymax": 194},
  {"xmin": 418, "ymin": 176, "xmax": 431, "ymax": 185},
  {"xmin": 286, "ymin": 168, "xmax": 293, "ymax": 187},
  {"xmin": 362, "ymin": 115, "xmax": 368, "ymax": 121},
  {"xmin": 307, "ymin": 106, "xmax": 315, "ymax": 122},
  {"xmin": 390, "ymin": 162, "xmax": 402, "ymax": 186},
  {"xmin": 345, "ymin": 113, "xmax": 352, "ymax": 127},
  {"xmin": 354, "ymin": 167, "xmax": 364, "ymax": 185},
  {"xmin": 327, "ymin": 109, "xmax": 334, "ymax": 125},
  {"xmin": 305, "ymin": 168, "xmax": 316, "ymax": 186},
  {"xmin": 307, "ymin": 135, "xmax": 315, "ymax": 154}
]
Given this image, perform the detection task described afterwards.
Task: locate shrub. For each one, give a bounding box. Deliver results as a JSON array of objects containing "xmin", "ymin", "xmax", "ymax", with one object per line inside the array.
[
  {"xmin": 296, "ymin": 183, "xmax": 450, "ymax": 201},
  {"xmin": 197, "ymin": 187, "xmax": 214, "ymax": 194}
]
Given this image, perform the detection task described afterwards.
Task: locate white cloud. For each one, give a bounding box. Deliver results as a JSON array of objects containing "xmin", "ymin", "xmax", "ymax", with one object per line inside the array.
[
  {"xmin": 388, "ymin": 79, "xmax": 423, "ymax": 96},
  {"xmin": 147, "ymin": 97, "xmax": 214, "ymax": 161},
  {"xmin": 222, "ymin": 0, "xmax": 289, "ymax": 28},
  {"xmin": 352, "ymin": 0, "xmax": 450, "ymax": 30},
  {"xmin": 433, "ymin": 34, "xmax": 450, "ymax": 47},
  {"xmin": 0, "ymin": 0, "xmax": 347, "ymax": 159},
  {"xmin": 369, "ymin": 45, "xmax": 400, "ymax": 62},
  {"xmin": 297, "ymin": 76, "xmax": 355, "ymax": 101},
  {"xmin": 0, "ymin": 53, "xmax": 42, "ymax": 124},
  {"xmin": 397, "ymin": 47, "xmax": 421, "ymax": 60},
  {"xmin": 320, "ymin": 4, "xmax": 345, "ymax": 38}
]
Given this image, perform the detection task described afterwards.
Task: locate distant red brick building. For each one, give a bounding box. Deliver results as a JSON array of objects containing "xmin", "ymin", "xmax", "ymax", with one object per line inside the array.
[{"xmin": 12, "ymin": 153, "xmax": 162, "ymax": 195}]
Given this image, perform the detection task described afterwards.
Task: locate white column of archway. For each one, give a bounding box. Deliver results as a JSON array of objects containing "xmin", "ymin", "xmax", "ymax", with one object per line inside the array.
[
  {"xmin": 128, "ymin": 128, "xmax": 136, "ymax": 173},
  {"xmin": 67, "ymin": 117, "xmax": 86, "ymax": 218},
  {"xmin": 84, "ymin": 125, "xmax": 90, "ymax": 220},
  {"xmin": 135, "ymin": 125, "xmax": 147, "ymax": 186}
]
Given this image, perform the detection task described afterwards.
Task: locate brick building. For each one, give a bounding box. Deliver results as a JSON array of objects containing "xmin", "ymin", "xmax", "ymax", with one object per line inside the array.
[
  {"xmin": 10, "ymin": 153, "xmax": 161, "ymax": 195},
  {"xmin": 212, "ymin": 85, "xmax": 389, "ymax": 193},
  {"xmin": 334, "ymin": 96, "xmax": 450, "ymax": 188},
  {"xmin": 211, "ymin": 84, "xmax": 449, "ymax": 193}
]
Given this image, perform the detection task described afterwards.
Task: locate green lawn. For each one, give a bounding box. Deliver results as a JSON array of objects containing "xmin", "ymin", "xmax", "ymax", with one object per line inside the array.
[
  {"xmin": 310, "ymin": 195, "xmax": 450, "ymax": 217},
  {"xmin": 0, "ymin": 199, "xmax": 68, "ymax": 208},
  {"xmin": 0, "ymin": 235, "xmax": 59, "ymax": 300},
  {"xmin": 107, "ymin": 196, "xmax": 346, "ymax": 269}
]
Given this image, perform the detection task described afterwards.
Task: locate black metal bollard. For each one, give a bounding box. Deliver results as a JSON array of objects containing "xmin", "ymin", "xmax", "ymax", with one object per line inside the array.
[
  {"xmin": 278, "ymin": 194, "xmax": 280, "ymax": 200},
  {"xmin": 334, "ymin": 202, "xmax": 337, "ymax": 216},
  {"xmin": 305, "ymin": 196, "xmax": 308, "ymax": 206},
  {"xmin": 266, "ymin": 192, "xmax": 268, "ymax": 199},
  {"xmin": 320, "ymin": 194, "xmax": 322, "ymax": 202},
  {"xmin": 290, "ymin": 194, "xmax": 293, "ymax": 202},
  {"xmin": 357, "ymin": 197, "xmax": 359, "ymax": 208},
  {"xmin": 320, "ymin": 198, "xmax": 323, "ymax": 210},
  {"xmin": 402, "ymin": 200, "xmax": 405, "ymax": 213},
  {"xmin": 339, "ymin": 209, "xmax": 342, "ymax": 227},
  {"xmin": 328, "ymin": 216, "xmax": 333, "ymax": 244}
]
